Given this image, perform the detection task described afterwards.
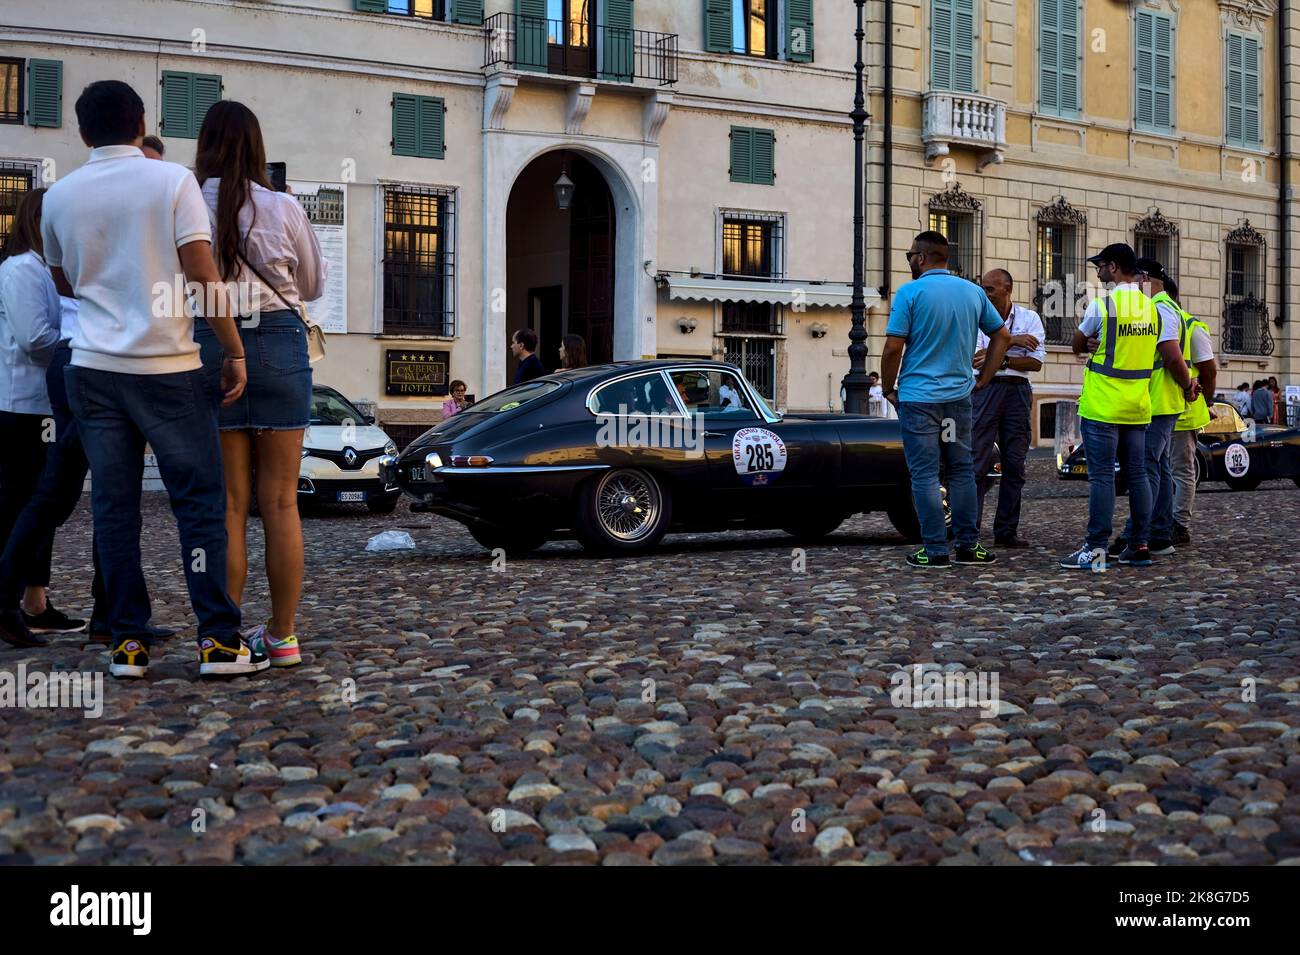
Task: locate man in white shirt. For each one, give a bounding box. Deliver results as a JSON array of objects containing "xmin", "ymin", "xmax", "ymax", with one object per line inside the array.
[
  {"xmin": 1162, "ymin": 276, "xmax": 1216, "ymax": 546},
  {"xmin": 41, "ymin": 80, "xmax": 265, "ymax": 680},
  {"xmin": 970, "ymin": 269, "xmax": 1045, "ymax": 547}
]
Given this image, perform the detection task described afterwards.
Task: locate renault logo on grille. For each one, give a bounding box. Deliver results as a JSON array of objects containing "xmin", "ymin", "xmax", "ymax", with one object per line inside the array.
[{"xmin": 343, "ymin": 447, "xmax": 358, "ymax": 467}]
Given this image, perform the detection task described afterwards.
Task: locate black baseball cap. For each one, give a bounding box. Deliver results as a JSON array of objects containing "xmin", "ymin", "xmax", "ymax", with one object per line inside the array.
[
  {"xmin": 1134, "ymin": 257, "xmax": 1169, "ymax": 282},
  {"xmin": 1087, "ymin": 243, "xmax": 1137, "ymax": 271}
]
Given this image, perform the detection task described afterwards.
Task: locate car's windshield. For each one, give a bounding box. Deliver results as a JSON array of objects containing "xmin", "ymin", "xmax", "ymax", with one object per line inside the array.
[
  {"xmin": 463, "ymin": 379, "xmax": 562, "ymax": 414},
  {"xmin": 310, "ymin": 389, "xmax": 367, "ymax": 426}
]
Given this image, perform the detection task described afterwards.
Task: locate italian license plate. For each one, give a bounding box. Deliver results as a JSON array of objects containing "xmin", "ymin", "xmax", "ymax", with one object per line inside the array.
[
  {"xmin": 337, "ymin": 491, "xmax": 365, "ymax": 502},
  {"xmin": 1072, "ymin": 465, "xmax": 1087, "ymax": 474},
  {"xmin": 409, "ymin": 467, "xmax": 426, "ymax": 482}
]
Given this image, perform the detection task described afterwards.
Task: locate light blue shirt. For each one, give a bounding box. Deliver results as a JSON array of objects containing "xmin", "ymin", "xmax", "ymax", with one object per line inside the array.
[
  {"xmin": 886, "ymin": 269, "xmax": 1004, "ymax": 403},
  {"xmin": 0, "ymin": 250, "xmax": 61, "ymax": 415}
]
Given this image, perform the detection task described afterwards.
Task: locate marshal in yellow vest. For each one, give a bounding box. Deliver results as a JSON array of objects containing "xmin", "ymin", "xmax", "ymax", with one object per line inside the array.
[
  {"xmin": 1149, "ymin": 291, "xmax": 1189, "ymax": 418},
  {"xmin": 1078, "ymin": 288, "xmax": 1160, "ymax": 425},
  {"xmin": 1175, "ymin": 311, "xmax": 1212, "ymax": 432}
]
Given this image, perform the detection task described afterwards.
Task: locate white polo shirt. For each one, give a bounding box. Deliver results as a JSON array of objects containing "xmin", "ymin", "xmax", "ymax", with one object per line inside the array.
[
  {"xmin": 41, "ymin": 145, "xmax": 212, "ymax": 375},
  {"xmin": 976, "ymin": 303, "xmax": 1047, "ymax": 381}
]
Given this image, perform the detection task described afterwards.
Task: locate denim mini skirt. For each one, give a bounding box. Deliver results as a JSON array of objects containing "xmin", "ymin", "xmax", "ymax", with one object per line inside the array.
[{"xmin": 195, "ymin": 309, "xmax": 312, "ymax": 431}]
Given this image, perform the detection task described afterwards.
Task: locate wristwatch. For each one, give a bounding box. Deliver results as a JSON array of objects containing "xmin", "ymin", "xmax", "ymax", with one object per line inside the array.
[{"xmin": 999, "ymin": 357, "xmax": 1010, "ymax": 370}]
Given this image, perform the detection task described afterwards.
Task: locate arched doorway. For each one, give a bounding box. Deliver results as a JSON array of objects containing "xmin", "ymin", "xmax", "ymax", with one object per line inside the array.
[{"xmin": 506, "ymin": 151, "xmax": 616, "ymax": 377}]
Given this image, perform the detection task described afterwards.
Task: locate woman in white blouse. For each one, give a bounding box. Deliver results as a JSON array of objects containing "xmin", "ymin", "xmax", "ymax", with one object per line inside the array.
[{"xmin": 193, "ymin": 101, "xmax": 325, "ymax": 669}]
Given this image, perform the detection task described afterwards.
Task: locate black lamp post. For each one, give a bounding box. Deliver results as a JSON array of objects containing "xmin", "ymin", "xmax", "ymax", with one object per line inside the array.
[{"xmin": 841, "ymin": 0, "xmax": 871, "ymax": 415}]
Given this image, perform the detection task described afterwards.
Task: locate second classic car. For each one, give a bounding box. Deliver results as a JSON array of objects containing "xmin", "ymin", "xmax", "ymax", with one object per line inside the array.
[{"xmin": 381, "ymin": 360, "xmax": 990, "ymax": 555}]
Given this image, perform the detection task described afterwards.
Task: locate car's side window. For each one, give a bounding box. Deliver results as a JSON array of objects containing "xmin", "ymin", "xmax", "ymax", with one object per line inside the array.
[
  {"xmin": 669, "ymin": 370, "xmax": 756, "ymax": 419},
  {"xmin": 590, "ymin": 373, "xmax": 680, "ymax": 416}
]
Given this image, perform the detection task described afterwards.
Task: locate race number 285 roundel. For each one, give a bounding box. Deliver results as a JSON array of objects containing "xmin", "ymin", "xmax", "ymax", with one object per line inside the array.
[
  {"xmin": 732, "ymin": 428, "xmax": 788, "ymax": 486},
  {"xmin": 1224, "ymin": 443, "xmax": 1251, "ymax": 478}
]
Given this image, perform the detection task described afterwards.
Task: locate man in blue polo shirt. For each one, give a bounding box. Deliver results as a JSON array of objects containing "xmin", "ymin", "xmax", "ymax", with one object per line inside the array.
[{"xmin": 880, "ymin": 231, "xmax": 1011, "ymax": 569}]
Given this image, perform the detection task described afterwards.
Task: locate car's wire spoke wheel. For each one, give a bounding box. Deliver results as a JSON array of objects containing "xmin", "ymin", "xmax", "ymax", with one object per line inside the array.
[{"xmin": 596, "ymin": 470, "xmax": 662, "ymax": 542}]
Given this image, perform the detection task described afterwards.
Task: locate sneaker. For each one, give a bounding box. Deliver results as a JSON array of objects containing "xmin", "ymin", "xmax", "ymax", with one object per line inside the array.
[
  {"xmin": 1117, "ymin": 544, "xmax": 1153, "ymax": 566},
  {"xmin": 245, "ymin": 622, "xmax": 302, "ymax": 668},
  {"xmin": 993, "ymin": 535, "xmax": 1031, "ymax": 549},
  {"xmin": 109, "ymin": 638, "xmax": 149, "ymax": 679},
  {"xmin": 954, "ymin": 543, "xmax": 997, "ymax": 565},
  {"xmin": 905, "ymin": 547, "xmax": 951, "ymax": 570},
  {"xmin": 197, "ymin": 636, "xmax": 270, "ymax": 678},
  {"xmin": 0, "ymin": 608, "xmax": 46, "ymax": 648},
  {"xmin": 1171, "ymin": 523, "xmax": 1192, "ymax": 546},
  {"xmin": 1059, "ymin": 545, "xmax": 1107, "ymax": 570},
  {"xmin": 21, "ymin": 601, "xmax": 87, "ymax": 634},
  {"xmin": 1148, "ymin": 539, "xmax": 1176, "ymax": 556},
  {"xmin": 1106, "ymin": 538, "xmax": 1128, "ymax": 558}
]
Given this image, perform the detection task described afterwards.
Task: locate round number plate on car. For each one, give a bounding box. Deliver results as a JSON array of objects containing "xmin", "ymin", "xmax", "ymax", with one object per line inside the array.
[{"xmin": 732, "ymin": 428, "xmax": 788, "ymax": 487}]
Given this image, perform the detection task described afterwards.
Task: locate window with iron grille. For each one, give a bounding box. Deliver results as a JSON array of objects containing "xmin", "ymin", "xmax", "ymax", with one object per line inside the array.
[
  {"xmin": 0, "ymin": 161, "xmax": 38, "ymax": 261},
  {"xmin": 723, "ymin": 336, "xmax": 776, "ymax": 400},
  {"xmin": 0, "ymin": 59, "xmax": 22, "ymax": 124},
  {"xmin": 720, "ymin": 212, "xmax": 784, "ymax": 335},
  {"xmin": 1133, "ymin": 207, "xmax": 1179, "ymax": 281},
  {"xmin": 383, "ymin": 185, "xmax": 456, "ymax": 337},
  {"xmin": 927, "ymin": 183, "xmax": 982, "ymax": 282},
  {"xmin": 1222, "ymin": 220, "xmax": 1271, "ymax": 356},
  {"xmin": 1033, "ymin": 196, "xmax": 1088, "ymax": 346}
]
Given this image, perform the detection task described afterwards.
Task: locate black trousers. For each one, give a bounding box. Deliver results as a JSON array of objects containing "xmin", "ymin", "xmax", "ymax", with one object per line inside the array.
[
  {"xmin": 0, "ymin": 407, "xmax": 53, "ymax": 592},
  {"xmin": 971, "ymin": 378, "xmax": 1033, "ymax": 540},
  {"xmin": 0, "ymin": 345, "xmax": 105, "ymax": 611}
]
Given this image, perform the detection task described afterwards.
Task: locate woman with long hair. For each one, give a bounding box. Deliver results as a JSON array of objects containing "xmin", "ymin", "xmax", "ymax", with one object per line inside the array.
[
  {"xmin": 0, "ymin": 188, "xmax": 86, "ymax": 647},
  {"xmin": 193, "ymin": 100, "xmax": 325, "ymax": 668},
  {"xmin": 559, "ymin": 333, "xmax": 587, "ymax": 370}
]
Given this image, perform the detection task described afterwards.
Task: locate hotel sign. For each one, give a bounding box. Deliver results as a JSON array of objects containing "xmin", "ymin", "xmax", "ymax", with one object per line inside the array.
[{"xmin": 385, "ymin": 349, "xmax": 450, "ymax": 397}]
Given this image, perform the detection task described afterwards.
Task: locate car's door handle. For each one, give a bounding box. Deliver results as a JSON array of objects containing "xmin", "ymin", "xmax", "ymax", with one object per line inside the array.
[{"xmin": 704, "ymin": 431, "xmax": 726, "ymax": 438}]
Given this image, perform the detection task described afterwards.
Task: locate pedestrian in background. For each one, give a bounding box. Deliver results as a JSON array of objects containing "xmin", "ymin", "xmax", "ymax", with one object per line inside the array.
[
  {"xmin": 141, "ymin": 135, "xmax": 165, "ymax": 160},
  {"xmin": 1251, "ymin": 379, "xmax": 1273, "ymax": 425},
  {"xmin": 43, "ymin": 79, "xmax": 260, "ymax": 679},
  {"xmin": 512, "ymin": 328, "xmax": 543, "ymax": 384},
  {"xmin": 559, "ymin": 333, "xmax": 587, "ymax": 370},
  {"xmin": 1165, "ymin": 276, "xmax": 1215, "ymax": 546},
  {"xmin": 442, "ymin": 379, "xmax": 469, "ymax": 419},
  {"xmin": 1268, "ymin": 376, "xmax": 1282, "ymax": 424},
  {"xmin": 880, "ymin": 230, "xmax": 1010, "ymax": 569},
  {"xmin": 1230, "ymin": 382, "xmax": 1252, "ymax": 419},
  {"xmin": 0, "ymin": 188, "xmax": 86, "ymax": 647},
  {"xmin": 194, "ymin": 99, "xmax": 325, "ymax": 670},
  {"xmin": 971, "ymin": 268, "xmax": 1044, "ymax": 548}
]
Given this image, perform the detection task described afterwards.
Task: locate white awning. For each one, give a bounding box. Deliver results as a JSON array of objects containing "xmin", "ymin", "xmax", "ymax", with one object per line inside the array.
[{"xmin": 660, "ymin": 275, "xmax": 880, "ymax": 310}]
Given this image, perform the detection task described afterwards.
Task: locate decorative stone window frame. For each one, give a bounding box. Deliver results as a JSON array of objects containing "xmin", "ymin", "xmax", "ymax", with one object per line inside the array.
[
  {"xmin": 1033, "ymin": 195, "xmax": 1089, "ymax": 347},
  {"xmin": 1217, "ymin": 0, "xmax": 1277, "ymax": 37},
  {"xmin": 1132, "ymin": 206, "xmax": 1180, "ymax": 282},
  {"xmin": 1221, "ymin": 219, "xmax": 1273, "ymax": 356},
  {"xmin": 926, "ymin": 183, "xmax": 984, "ymax": 283}
]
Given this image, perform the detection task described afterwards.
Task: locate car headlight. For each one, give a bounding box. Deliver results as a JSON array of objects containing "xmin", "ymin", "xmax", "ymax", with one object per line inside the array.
[{"xmin": 384, "ymin": 440, "xmax": 398, "ymax": 456}]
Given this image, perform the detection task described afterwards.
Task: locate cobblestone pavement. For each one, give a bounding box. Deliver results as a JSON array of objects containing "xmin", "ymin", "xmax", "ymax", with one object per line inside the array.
[{"xmin": 2, "ymin": 460, "xmax": 1298, "ymax": 865}]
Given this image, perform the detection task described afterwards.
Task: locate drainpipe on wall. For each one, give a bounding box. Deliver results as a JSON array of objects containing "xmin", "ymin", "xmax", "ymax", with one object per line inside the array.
[
  {"xmin": 882, "ymin": 0, "xmax": 894, "ymax": 299},
  {"xmin": 1278, "ymin": 1, "xmax": 1289, "ymax": 338}
]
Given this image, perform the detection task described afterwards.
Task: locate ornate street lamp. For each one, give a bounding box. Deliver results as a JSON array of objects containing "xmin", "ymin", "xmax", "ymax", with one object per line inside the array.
[{"xmin": 840, "ymin": 0, "xmax": 871, "ymax": 415}]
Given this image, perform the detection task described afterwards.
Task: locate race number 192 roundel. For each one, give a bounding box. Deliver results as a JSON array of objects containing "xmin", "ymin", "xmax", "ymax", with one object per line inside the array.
[
  {"xmin": 1224, "ymin": 443, "xmax": 1251, "ymax": 478},
  {"xmin": 732, "ymin": 427, "xmax": 788, "ymax": 486}
]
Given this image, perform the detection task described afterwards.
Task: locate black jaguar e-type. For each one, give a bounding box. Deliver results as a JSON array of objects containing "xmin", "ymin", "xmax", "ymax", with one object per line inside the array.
[{"xmin": 380, "ymin": 360, "xmax": 955, "ymax": 555}]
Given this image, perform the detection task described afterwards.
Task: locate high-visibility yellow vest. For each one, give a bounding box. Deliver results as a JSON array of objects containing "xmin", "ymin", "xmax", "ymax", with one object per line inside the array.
[
  {"xmin": 1149, "ymin": 291, "xmax": 1189, "ymax": 418},
  {"xmin": 1176, "ymin": 313, "xmax": 1213, "ymax": 432},
  {"xmin": 1078, "ymin": 288, "xmax": 1160, "ymax": 425}
]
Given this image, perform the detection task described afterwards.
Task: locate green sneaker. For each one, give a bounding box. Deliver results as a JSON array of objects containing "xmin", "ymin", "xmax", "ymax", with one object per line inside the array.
[
  {"xmin": 905, "ymin": 547, "xmax": 951, "ymax": 569},
  {"xmin": 954, "ymin": 543, "xmax": 997, "ymax": 565}
]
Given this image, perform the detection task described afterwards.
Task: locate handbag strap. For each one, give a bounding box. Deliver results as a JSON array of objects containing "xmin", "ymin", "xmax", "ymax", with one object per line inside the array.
[{"xmin": 235, "ymin": 249, "xmax": 303, "ymax": 319}]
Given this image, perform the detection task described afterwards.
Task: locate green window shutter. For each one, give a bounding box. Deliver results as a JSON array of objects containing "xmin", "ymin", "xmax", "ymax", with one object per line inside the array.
[
  {"xmin": 1136, "ymin": 11, "xmax": 1172, "ymax": 131},
  {"xmin": 601, "ymin": 0, "xmax": 634, "ymax": 81},
  {"xmin": 1058, "ymin": 0, "xmax": 1078, "ymax": 113},
  {"xmin": 191, "ymin": 73, "xmax": 222, "ymax": 136},
  {"xmin": 418, "ymin": 96, "xmax": 445, "ymax": 159},
  {"xmin": 787, "ymin": 0, "xmax": 814, "ymax": 63},
  {"xmin": 392, "ymin": 93, "xmax": 421, "ymax": 156},
  {"xmin": 704, "ymin": 0, "xmax": 733, "ymax": 54},
  {"xmin": 730, "ymin": 126, "xmax": 753, "ymax": 183},
  {"xmin": 1226, "ymin": 33, "xmax": 1245, "ymax": 145},
  {"xmin": 354, "ymin": 0, "xmax": 388, "ymax": 12},
  {"xmin": 161, "ymin": 71, "xmax": 194, "ymax": 138},
  {"xmin": 751, "ymin": 128, "xmax": 775, "ymax": 185},
  {"xmin": 448, "ymin": 0, "xmax": 484, "ymax": 25},
  {"xmin": 1151, "ymin": 14, "xmax": 1172, "ymax": 129},
  {"xmin": 27, "ymin": 59, "xmax": 62, "ymax": 128},
  {"xmin": 1039, "ymin": 0, "xmax": 1059, "ymax": 113},
  {"xmin": 953, "ymin": 0, "xmax": 976, "ymax": 93},
  {"xmin": 1242, "ymin": 34, "xmax": 1260, "ymax": 147},
  {"xmin": 515, "ymin": 0, "xmax": 548, "ymax": 71},
  {"xmin": 931, "ymin": 0, "xmax": 954, "ymax": 91}
]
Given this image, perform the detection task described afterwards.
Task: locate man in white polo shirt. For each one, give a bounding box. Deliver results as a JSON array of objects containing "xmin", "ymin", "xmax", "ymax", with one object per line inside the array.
[{"xmin": 41, "ymin": 80, "xmax": 267, "ymax": 680}]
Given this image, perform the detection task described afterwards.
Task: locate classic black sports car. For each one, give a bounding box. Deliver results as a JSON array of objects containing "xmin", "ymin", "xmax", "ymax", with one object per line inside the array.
[
  {"xmin": 1057, "ymin": 402, "xmax": 1300, "ymax": 492},
  {"xmin": 380, "ymin": 360, "xmax": 986, "ymax": 555}
]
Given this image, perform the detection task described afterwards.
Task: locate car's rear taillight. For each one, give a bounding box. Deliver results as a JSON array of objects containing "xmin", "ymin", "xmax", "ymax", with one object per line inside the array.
[{"xmin": 450, "ymin": 455, "xmax": 494, "ymax": 468}]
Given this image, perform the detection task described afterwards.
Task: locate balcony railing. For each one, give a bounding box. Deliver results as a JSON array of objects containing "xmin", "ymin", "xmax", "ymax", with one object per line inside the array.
[
  {"xmin": 484, "ymin": 13, "xmax": 678, "ymax": 86},
  {"xmin": 1222, "ymin": 297, "xmax": 1274, "ymax": 356},
  {"xmin": 922, "ymin": 91, "xmax": 1007, "ymax": 169}
]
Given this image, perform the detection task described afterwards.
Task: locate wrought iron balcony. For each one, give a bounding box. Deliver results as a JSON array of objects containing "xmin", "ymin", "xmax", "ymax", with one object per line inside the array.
[
  {"xmin": 922, "ymin": 91, "xmax": 1007, "ymax": 170},
  {"xmin": 1222, "ymin": 296, "xmax": 1274, "ymax": 356},
  {"xmin": 483, "ymin": 13, "xmax": 678, "ymax": 86}
]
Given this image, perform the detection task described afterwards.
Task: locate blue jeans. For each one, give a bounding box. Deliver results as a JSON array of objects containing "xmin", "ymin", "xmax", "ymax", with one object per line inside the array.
[
  {"xmin": 65, "ymin": 364, "xmax": 240, "ymax": 646},
  {"xmin": 1082, "ymin": 417, "xmax": 1151, "ymax": 549},
  {"xmin": 1122, "ymin": 412, "xmax": 1179, "ymax": 543},
  {"xmin": 899, "ymin": 398, "xmax": 979, "ymax": 556}
]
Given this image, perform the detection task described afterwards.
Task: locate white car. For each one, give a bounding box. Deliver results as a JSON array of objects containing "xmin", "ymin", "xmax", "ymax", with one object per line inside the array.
[{"xmin": 300, "ymin": 385, "xmax": 401, "ymax": 513}]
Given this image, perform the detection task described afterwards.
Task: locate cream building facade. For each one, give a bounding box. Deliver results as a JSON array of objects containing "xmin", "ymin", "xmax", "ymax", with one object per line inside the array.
[{"xmin": 0, "ymin": 0, "xmax": 1295, "ymax": 444}]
